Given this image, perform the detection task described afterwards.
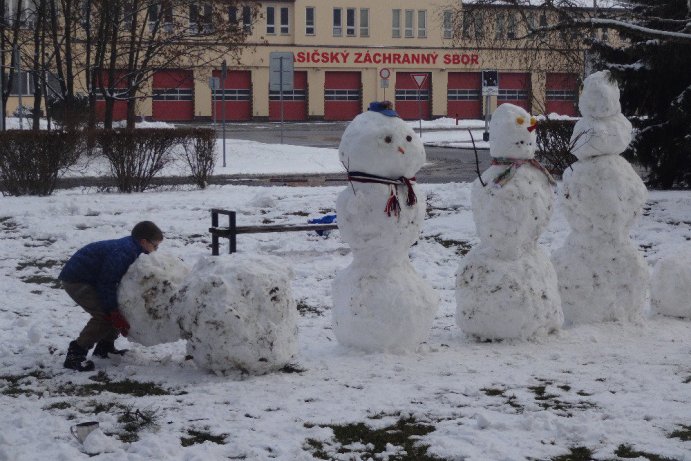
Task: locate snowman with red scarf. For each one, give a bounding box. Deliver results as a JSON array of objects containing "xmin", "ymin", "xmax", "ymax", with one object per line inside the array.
[
  {"xmin": 456, "ymin": 103, "xmax": 563, "ymax": 340},
  {"xmin": 332, "ymin": 101, "xmax": 439, "ymax": 353}
]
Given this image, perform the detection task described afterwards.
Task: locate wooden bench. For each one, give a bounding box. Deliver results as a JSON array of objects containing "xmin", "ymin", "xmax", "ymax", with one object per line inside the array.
[{"xmin": 209, "ymin": 208, "xmax": 339, "ymax": 255}]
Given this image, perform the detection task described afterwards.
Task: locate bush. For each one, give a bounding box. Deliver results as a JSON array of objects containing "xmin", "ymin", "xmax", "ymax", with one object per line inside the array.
[
  {"xmin": 95, "ymin": 128, "xmax": 181, "ymax": 193},
  {"xmin": 0, "ymin": 130, "xmax": 81, "ymax": 196},
  {"xmin": 177, "ymin": 128, "xmax": 217, "ymax": 189},
  {"xmin": 47, "ymin": 94, "xmax": 90, "ymax": 131},
  {"xmin": 535, "ymin": 119, "xmax": 578, "ymax": 178}
]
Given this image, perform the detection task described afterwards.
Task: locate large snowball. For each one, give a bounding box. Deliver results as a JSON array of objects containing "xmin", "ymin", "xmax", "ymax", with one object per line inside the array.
[
  {"xmin": 489, "ymin": 103, "xmax": 537, "ymax": 160},
  {"xmin": 333, "ymin": 258, "xmax": 439, "ymax": 353},
  {"xmin": 560, "ymin": 155, "xmax": 647, "ymax": 240},
  {"xmin": 117, "ymin": 253, "xmax": 190, "ymax": 346},
  {"xmin": 650, "ymin": 249, "xmax": 691, "ymax": 319},
  {"xmin": 174, "ymin": 254, "xmax": 298, "ymax": 375},
  {"xmin": 457, "ymin": 246, "xmax": 563, "ymax": 340},
  {"xmin": 570, "ymin": 113, "xmax": 632, "ymax": 160},
  {"xmin": 472, "ymin": 166, "xmax": 554, "ymax": 259},
  {"xmin": 339, "ymin": 110, "xmax": 425, "ymax": 178}
]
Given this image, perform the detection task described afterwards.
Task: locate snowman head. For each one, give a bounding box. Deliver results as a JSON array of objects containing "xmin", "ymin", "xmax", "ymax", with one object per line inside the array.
[
  {"xmin": 578, "ymin": 70, "xmax": 621, "ymax": 119},
  {"xmin": 489, "ymin": 103, "xmax": 537, "ymax": 159},
  {"xmin": 339, "ymin": 101, "xmax": 426, "ymax": 178}
]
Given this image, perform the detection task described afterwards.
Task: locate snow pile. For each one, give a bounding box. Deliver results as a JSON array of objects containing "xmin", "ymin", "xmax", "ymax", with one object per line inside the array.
[
  {"xmin": 457, "ymin": 103, "xmax": 563, "ymax": 340},
  {"xmin": 117, "ymin": 252, "xmax": 191, "ymax": 346},
  {"xmin": 650, "ymin": 248, "xmax": 691, "ymax": 319},
  {"xmin": 81, "ymin": 428, "xmax": 121, "ymax": 455},
  {"xmin": 175, "ymin": 254, "xmax": 298, "ymax": 375},
  {"xmin": 552, "ymin": 71, "xmax": 648, "ymax": 325},
  {"xmin": 333, "ymin": 105, "xmax": 439, "ymax": 353}
]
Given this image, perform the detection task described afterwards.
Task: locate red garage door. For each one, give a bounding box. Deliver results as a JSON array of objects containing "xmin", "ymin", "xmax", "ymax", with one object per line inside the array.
[
  {"xmin": 324, "ymin": 71, "xmax": 361, "ymax": 121},
  {"xmin": 395, "ymin": 72, "xmax": 431, "ymax": 120},
  {"xmin": 152, "ymin": 70, "xmax": 194, "ymax": 121},
  {"xmin": 269, "ymin": 71, "xmax": 307, "ymax": 121},
  {"xmin": 95, "ymin": 70, "xmax": 128, "ymax": 122},
  {"xmin": 498, "ymin": 72, "xmax": 531, "ymax": 111},
  {"xmin": 546, "ymin": 73, "xmax": 579, "ymax": 116},
  {"xmin": 212, "ymin": 70, "xmax": 252, "ymax": 121},
  {"xmin": 447, "ymin": 72, "xmax": 482, "ymax": 119}
]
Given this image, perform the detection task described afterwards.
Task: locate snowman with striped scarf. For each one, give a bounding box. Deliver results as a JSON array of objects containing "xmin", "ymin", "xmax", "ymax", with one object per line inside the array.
[
  {"xmin": 332, "ymin": 101, "xmax": 439, "ymax": 353},
  {"xmin": 456, "ymin": 103, "xmax": 563, "ymax": 340}
]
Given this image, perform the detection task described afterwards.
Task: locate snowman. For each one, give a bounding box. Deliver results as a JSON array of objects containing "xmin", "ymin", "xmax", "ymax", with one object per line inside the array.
[
  {"xmin": 552, "ymin": 71, "xmax": 648, "ymax": 325},
  {"xmin": 332, "ymin": 101, "xmax": 439, "ymax": 353},
  {"xmin": 456, "ymin": 103, "xmax": 563, "ymax": 340}
]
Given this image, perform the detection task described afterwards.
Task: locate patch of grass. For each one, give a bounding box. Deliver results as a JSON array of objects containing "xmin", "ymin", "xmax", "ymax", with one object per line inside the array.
[
  {"xmin": 305, "ymin": 416, "xmax": 446, "ymax": 461},
  {"xmin": 615, "ymin": 444, "xmax": 677, "ymax": 461},
  {"xmin": 16, "ymin": 258, "xmax": 63, "ymax": 271},
  {"xmin": 296, "ymin": 298, "xmax": 325, "ymax": 317},
  {"xmin": 117, "ymin": 408, "xmax": 158, "ymax": 443},
  {"xmin": 44, "ymin": 401, "xmax": 72, "ymax": 410},
  {"xmin": 0, "ymin": 369, "xmax": 51, "ymax": 397},
  {"xmin": 527, "ymin": 383, "xmax": 596, "ymax": 417},
  {"xmin": 20, "ymin": 274, "xmax": 61, "ymax": 289},
  {"xmin": 180, "ymin": 428, "xmax": 228, "ymax": 447},
  {"xmin": 683, "ymin": 376, "xmax": 691, "ymax": 384},
  {"xmin": 551, "ymin": 446, "xmax": 594, "ymax": 461},
  {"xmin": 668, "ymin": 425, "xmax": 691, "ymax": 442},
  {"xmin": 286, "ymin": 211, "xmax": 310, "ymax": 216},
  {"xmin": 480, "ymin": 387, "xmax": 523, "ymax": 411},
  {"xmin": 0, "ymin": 216, "xmax": 19, "ymax": 231},
  {"xmin": 279, "ymin": 363, "xmax": 306, "ymax": 374},
  {"xmin": 427, "ymin": 234, "xmax": 473, "ymax": 256},
  {"xmin": 57, "ymin": 377, "xmax": 174, "ymax": 397}
]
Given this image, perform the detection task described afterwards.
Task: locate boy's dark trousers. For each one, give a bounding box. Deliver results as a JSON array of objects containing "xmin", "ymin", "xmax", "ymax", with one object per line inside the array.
[{"xmin": 62, "ymin": 281, "xmax": 118, "ymax": 350}]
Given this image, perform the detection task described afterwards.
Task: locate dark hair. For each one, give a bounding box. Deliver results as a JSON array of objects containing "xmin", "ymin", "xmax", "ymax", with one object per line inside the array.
[{"xmin": 131, "ymin": 221, "xmax": 163, "ymax": 241}]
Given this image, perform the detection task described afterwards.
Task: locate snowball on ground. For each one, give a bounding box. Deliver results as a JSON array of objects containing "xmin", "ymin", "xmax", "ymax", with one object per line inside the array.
[
  {"xmin": 552, "ymin": 233, "xmax": 648, "ymax": 325},
  {"xmin": 457, "ymin": 246, "xmax": 563, "ymax": 340},
  {"xmin": 559, "ymin": 155, "xmax": 647, "ymax": 238},
  {"xmin": 570, "ymin": 114, "xmax": 632, "ymax": 159},
  {"xmin": 117, "ymin": 252, "xmax": 191, "ymax": 346},
  {"xmin": 650, "ymin": 248, "xmax": 691, "ymax": 319},
  {"xmin": 82, "ymin": 428, "xmax": 121, "ymax": 455},
  {"xmin": 336, "ymin": 184, "xmax": 424, "ymax": 253},
  {"xmin": 333, "ymin": 256, "xmax": 439, "ymax": 353},
  {"xmin": 175, "ymin": 254, "xmax": 298, "ymax": 375},
  {"xmin": 472, "ymin": 166, "xmax": 554, "ymax": 260}
]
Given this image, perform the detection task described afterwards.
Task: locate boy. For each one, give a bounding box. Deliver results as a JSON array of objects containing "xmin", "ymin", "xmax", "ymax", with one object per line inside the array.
[{"xmin": 59, "ymin": 221, "xmax": 164, "ymax": 371}]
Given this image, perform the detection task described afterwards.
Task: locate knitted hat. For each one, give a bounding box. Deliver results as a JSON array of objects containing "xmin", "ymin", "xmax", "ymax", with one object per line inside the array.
[{"xmin": 367, "ymin": 101, "xmax": 399, "ymax": 118}]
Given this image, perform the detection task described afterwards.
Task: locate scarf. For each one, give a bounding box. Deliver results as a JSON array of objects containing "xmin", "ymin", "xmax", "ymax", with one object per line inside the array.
[
  {"xmin": 490, "ymin": 157, "xmax": 557, "ymax": 188},
  {"xmin": 347, "ymin": 171, "xmax": 417, "ymax": 217}
]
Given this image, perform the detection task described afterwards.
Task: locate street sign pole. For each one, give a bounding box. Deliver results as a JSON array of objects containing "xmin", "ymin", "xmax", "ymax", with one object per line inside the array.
[
  {"xmin": 280, "ymin": 56, "xmax": 284, "ymax": 144},
  {"xmin": 410, "ymin": 73, "xmax": 428, "ymax": 138},
  {"xmin": 417, "ymin": 88, "xmax": 422, "ymax": 138},
  {"xmin": 221, "ymin": 60, "xmax": 227, "ymax": 167}
]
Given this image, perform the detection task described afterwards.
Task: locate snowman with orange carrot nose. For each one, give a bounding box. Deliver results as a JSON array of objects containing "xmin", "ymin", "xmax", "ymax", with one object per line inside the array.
[{"xmin": 456, "ymin": 103, "xmax": 564, "ymax": 341}]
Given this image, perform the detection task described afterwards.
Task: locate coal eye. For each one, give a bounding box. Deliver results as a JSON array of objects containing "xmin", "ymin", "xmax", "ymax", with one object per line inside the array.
[
  {"xmin": 384, "ymin": 136, "xmax": 392, "ymax": 143},
  {"xmin": 406, "ymin": 135, "xmax": 412, "ymax": 142}
]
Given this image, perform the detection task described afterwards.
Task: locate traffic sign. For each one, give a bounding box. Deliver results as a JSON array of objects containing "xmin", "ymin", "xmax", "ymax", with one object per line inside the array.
[
  {"xmin": 482, "ymin": 70, "xmax": 498, "ymax": 96},
  {"xmin": 379, "ymin": 68, "xmax": 391, "ymax": 79},
  {"xmin": 269, "ymin": 52, "xmax": 294, "ymax": 92},
  {"xmin": 411, "ymin": 73, "xmax": 428, "ymax": 89}
]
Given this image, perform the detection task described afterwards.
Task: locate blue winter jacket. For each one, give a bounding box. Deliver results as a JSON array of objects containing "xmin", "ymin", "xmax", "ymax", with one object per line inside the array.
[{"xmin": 59, "ymin": 236, "xmax": 144, "ymax": 313}]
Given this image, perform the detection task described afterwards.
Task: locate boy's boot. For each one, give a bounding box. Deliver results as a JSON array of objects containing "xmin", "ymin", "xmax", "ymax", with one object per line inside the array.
[
  {"xmin": 93, "ymin": 340, "xmax": 127, "ymax": 359},
  {"xmin": 64, "ymin": 340, "xmax": 95, "ymax": 372}
]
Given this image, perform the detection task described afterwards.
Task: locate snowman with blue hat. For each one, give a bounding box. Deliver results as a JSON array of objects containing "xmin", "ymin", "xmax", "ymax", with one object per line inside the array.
[{"xmin": 332, "ymin": 101, "xmax": 439, "ymax": 353}]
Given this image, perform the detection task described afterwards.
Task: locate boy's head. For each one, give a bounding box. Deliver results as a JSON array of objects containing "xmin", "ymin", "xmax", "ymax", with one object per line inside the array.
[{"xmin": 131, "ymin": 221, "xmax": 163, "ymax": 253}]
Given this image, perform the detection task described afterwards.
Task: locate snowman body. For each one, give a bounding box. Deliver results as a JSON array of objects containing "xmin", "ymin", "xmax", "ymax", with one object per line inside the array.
[
  {"xmin": 552, "ymin": 71, "xmax": 648, "ymax": 325},
  {"xmin": 333, "ymin": 105, "xmax": 439, "ymax": 353},
  {"xmin": 457, "ymin": 103, "xmax": 563, "ymax": 340}
]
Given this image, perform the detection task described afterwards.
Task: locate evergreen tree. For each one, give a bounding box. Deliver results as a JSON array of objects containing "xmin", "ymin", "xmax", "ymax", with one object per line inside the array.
[{"xmin": 593, "ymin": 0, "xmax": 691, "ymax": 188}]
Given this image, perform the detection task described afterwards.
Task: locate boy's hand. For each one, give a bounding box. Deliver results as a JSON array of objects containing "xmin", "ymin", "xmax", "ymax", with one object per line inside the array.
[{"xmin": 106, "ymin": 310, "xmax": 130, "ymax": 337}]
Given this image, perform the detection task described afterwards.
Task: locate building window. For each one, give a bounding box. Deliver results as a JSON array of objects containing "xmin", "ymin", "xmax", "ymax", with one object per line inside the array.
[
  {"xmin": 539, "ymin": 12, "xmax": 548, "ymax": 27},
  {"xmin": 462, "ymin": 12, "xmax": 471, "ymax": 39},
  {"xmin": 495, "ymin": 12, "xmax": 505, "ymax": 39},
  {"xmin": 280, "ymin": 7, "xmax": 289, "ymax": 34},
  {"xmin": 242, "ymin": 6, "xmax": 252, "ymax": 33},
  {"xmin": 266, "ymin": 6, "xmax": 275, "ymax": 34},
  {"xmin": 201, "ymin": 3, "xmax": 213, "ymax": 33},
  {"xmin": 189, "ymin": 4, "xmax": 198, "ymax": 33},
  {"xmin": 404, "ymin": 9, "xmax": 414, "ymax": 38},
  {"xmin": 417, "ymin": 10, "xmax": 426, "ymax": 38},
  {"xmin": 333, "ymin": 8, "xmax": 342, "ymax": 37},
  {"xmin": 346, "ymin": 8, "xmax": 356, "ymax": 37},
  {"xmin": 474, "ymin": 12, "xmax": 484, "ymax": 40},
  {"xmin": 10, "ymin": 71, "xmax": 34, "ymax": 96},
  {"xmin": 443, "ymin": 10, "xmax": 453, "ymax": 39},
  {"xmin": 392, "ymin": 9, "xmax": 400, "ymax": 38},
  {"xmin": 305, "ymin": 7, "xmax": 315, "ymax": 35},
  {"xmin": 507, "ymin": 13, "xmax": 516, "ymax": 39},
  {"xmin": 360, "ymin": 9, "xmax": 369, "ymax": 37},
  {"xmin": 162, "ymin": 2, "xmax": 173, "ymax": 32}
]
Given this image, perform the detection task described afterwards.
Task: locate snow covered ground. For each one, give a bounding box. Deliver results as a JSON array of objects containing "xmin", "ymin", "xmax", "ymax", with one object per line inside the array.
[{"xmin": 1, "ymin": 124, "xmax": 690, "ymax": 461}]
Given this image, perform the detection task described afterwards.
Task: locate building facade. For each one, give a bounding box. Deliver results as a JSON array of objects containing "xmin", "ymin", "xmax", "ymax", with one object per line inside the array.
[{"xmin": 7, "ymin": 0, "xmax": 594, "ymax": 121}]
